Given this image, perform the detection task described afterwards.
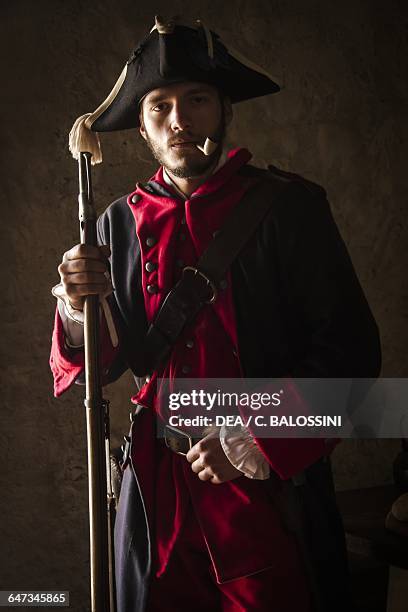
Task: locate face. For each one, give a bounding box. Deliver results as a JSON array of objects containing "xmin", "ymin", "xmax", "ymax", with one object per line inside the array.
[{"xmin": 139, "ymin": 81, "xmax": 232, "ymax": 178}]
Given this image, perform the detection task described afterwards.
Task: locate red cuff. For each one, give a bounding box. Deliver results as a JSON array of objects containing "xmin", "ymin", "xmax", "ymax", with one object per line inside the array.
[
  {"xmin": 49, "ymin": 309, "xmax": 85, "ymax": 397},
  {"xmin": 49, "ymin": 307, "xmax": 119, "ymax": 397}
]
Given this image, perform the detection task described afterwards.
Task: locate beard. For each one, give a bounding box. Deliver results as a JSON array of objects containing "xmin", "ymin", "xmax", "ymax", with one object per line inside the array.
[{"xmin": 142, "ymin": 112, "xmax": 226, "ymax": 179}]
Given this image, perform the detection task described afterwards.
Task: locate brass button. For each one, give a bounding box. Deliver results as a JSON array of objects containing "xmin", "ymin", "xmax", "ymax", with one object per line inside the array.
[
  {"xmin": 232, "ymin": 347, "xmax": 238, "ymax": 357},
  {"xmin": 146, "ymin": 236, "xmax": 156, "ymax": 247},
  {"xmin": 145, "ymin": 261, "xmax": 157, "ymax": 272},
  {"xmin": 131, "ymin": 194, "xmax": 139, "ymax": 204},
  {"xmin": 147, "ymin": 284, "xmax": 158, "ymax": 294},
  {"xmin": 181, "ymin": 217, "xmax": 186, "ymax": 225},
  {"xmin": 186, "ymin": 339, "xmax": 194, "ymax": 349},
  {"xmin": 181, "ymin": 365, "xmax": 191, "ymax": 374},
  {"xmin": 219, "ymin": 279, "xmax": 228, "ymax": 290}
]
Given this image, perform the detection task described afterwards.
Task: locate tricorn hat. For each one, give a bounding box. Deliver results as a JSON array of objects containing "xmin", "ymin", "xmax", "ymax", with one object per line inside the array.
[{"xmin": 69, "ymin": 16, "xmax": 281, "ymax": 164}]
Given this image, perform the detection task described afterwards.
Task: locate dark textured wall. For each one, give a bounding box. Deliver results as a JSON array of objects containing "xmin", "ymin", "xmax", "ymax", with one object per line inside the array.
[{"xmin": 1, "ymin": 1, "xmax": 407, "ymax": 609}]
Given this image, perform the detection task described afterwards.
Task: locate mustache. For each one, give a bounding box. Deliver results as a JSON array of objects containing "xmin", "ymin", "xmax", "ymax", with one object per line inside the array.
[{"xmin": 168, "ymin": 134, "xmax": 202, "ymax": 146}]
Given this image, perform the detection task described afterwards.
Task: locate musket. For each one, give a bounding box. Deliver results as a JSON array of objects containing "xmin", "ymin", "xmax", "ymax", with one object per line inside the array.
[{"xmin": 78, "ymin": 151, "xmax": 116, "ymax": 612}]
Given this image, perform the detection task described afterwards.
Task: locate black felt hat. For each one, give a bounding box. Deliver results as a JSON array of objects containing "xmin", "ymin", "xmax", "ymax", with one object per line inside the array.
[{"xmin": 69, "ymin": 16, "xmax": 281, "ymax": 164}]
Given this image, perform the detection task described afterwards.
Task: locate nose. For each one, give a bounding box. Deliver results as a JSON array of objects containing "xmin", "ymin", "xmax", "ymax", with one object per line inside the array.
[{"xmin": 169, "ymin": 101, "xmax": 192, "ymax": 132}]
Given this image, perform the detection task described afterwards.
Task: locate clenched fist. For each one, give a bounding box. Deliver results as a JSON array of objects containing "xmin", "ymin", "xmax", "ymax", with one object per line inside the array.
[
  {"xmin": 186, "ymin": 430, "xmax": 243, "ymax": 485},
  {"xmin": 58, "ymin": 243, "xmax": 111, "ymax": 311}
]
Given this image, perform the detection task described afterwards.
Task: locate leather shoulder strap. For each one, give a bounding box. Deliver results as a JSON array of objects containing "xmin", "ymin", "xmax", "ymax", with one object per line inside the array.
[
  {"xmin": 197, "ymin": 169, "xmax": 287, "ymax": 284},
  {"xmin": 143, "ymin": 169, "xmax": 289, "ymax": 371}
]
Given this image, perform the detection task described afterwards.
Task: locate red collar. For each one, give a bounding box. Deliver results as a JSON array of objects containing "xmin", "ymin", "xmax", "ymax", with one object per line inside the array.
[{"xmin": 139, "ymin": 147, "xmax": 252, "ymax": 200}]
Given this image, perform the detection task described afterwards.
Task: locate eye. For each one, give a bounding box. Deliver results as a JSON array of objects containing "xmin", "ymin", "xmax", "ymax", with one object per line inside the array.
[
  {"xmin": 191, "ymin": 95, "xmax": 207, "ymax": 104},
  {"xmin": 151, "ymin": 102, "xmax": 168, "ymax": 113}
]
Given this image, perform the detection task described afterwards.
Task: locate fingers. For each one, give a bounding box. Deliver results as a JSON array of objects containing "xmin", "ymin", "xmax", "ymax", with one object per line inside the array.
[
  {"xmin": 186, "ymin": 437, "xmax": 240, "ymax": 484},
  {"xmin": 187, "ymin": 440, "xmax": 219, "ymax": 482},
  {"xmin": 189, "ymin": 456, "xmax": 216, "ymax": 481},
  {"xmin": 59, "ymin": 272, "xmax": 110, "ymax": 295},
  {"xmin": 189, "ymin": 453, "xmax": 223, "ymax": 483},
  {"xmin": 58, "ymin": 259, "xmax": 107, "ymax": 275},
  {"xmin": 186, "ymin": 442, "xmax": 201, "ymax": 464},
  {"xmin": 198, "ymin": 468, "xmax": 216, "ymax": 482},
  {"xmin": 58, "ymin": 244, "xmax": 111, "ymax": 306},
  {"xmin": 191, "ymin": 457, "xmax": 206, "ymax": 474},
  {"xmin": 196, "ymin": 467, "xmax": 222, "ymax": 484},
  {"xmin": 62, "ymin": 244, "xmax": 110, "ymax": 263}
]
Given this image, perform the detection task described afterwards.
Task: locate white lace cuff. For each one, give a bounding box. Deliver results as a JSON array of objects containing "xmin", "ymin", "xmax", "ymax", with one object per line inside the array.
[
  {"xmin": 56, "ymin": 299, "xmax": 85, "ymax": 347},
  {"xmin": 52, "ymin": 283, "xmax": 85, "ymax": 325},
  {"xmin": 220, "ymin": 424, "xmax": 270, "ymax": 480},
  {"xmin": 52, "ymin": 282, "xmax": 118, "ymax": 349}
]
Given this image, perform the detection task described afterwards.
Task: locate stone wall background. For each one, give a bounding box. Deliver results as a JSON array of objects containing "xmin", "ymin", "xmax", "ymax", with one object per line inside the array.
[{"xmin": 1, "ymin": 0, "xmax": 407, "ymax": 609}]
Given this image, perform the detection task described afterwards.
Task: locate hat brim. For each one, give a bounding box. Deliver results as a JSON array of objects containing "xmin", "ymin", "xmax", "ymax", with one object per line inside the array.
[{"xmin": 86, "ymin": 25, "xmax": 281, "ymax": 133}]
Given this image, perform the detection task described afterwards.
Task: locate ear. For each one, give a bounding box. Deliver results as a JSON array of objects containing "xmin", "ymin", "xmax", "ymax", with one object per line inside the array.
[
  {"xmin": 139, "ymin": 116, "xmax": 147, "ymax": 141},
  {"xmin": 223, "ymin": 97, "xmax": 233, "ymax": 126},
  {"xmin": 139, "ymin": 106, "xmax": 148, "ymax": 140},
  {"xmin": 139, "ymin": 125, "xmax": 147, "ymax": 140}
]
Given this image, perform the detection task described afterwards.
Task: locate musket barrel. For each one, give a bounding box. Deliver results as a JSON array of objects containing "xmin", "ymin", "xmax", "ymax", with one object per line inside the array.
[{"xmin": 78, "ymin": 152, "xmax": 116, "ymax": 612}]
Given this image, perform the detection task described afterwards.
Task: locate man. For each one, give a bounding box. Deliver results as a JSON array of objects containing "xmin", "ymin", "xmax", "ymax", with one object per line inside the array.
[{"xmin": 50, "ymin": 17, "xmax": 381, "ymax": 612}]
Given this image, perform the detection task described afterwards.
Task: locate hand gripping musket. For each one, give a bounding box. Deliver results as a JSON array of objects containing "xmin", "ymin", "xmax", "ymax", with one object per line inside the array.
[{"xmin": 78, "ymin": 152, "xmax": 116, "ymax": 612}]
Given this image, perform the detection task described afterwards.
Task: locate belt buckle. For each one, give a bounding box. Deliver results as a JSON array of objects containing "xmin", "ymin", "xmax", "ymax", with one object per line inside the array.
[
  {"xmin": 182, "ymin": 266, "xmax": 218, "ymax": 304},
  {"xmin": 164, "ymin": 424, "xmax": 193, "ymax": 456}
]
